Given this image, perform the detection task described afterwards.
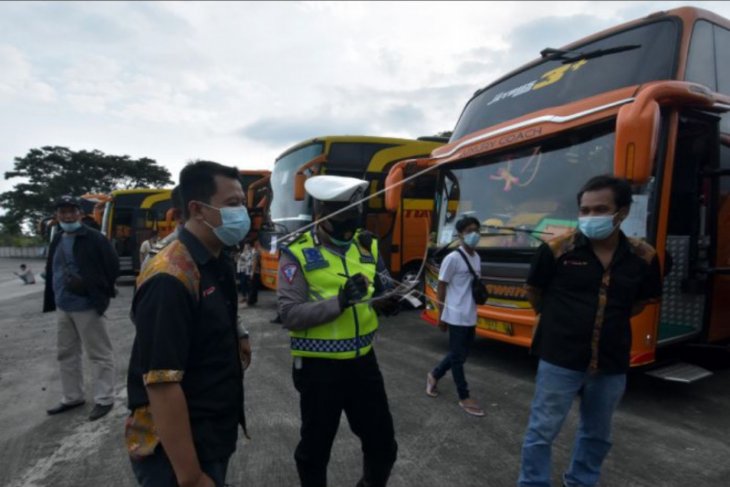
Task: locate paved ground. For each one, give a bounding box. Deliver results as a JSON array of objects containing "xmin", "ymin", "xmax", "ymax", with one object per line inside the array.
[{"xmin": 1, "ymin": 256, "xmax": 729, "ymax": 487}]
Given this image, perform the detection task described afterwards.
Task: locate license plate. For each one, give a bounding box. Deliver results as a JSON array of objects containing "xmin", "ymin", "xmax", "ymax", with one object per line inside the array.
[{"xmin": 479, "ymin": 318, "xmax": 513, "ymax": 336}]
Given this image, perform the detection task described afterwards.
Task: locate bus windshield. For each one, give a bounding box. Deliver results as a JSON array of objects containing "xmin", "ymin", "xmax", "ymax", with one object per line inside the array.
[
  {"xmin": 435, "ymin": 123, "xmax": 615, "ymax": 249},
  {"xmin": 451, "ymin": 19, "xmax": 679, "ymax": 141},
  {"xmin": 269, "ymin": 142, "xmax": 324, "ymax": 233}
]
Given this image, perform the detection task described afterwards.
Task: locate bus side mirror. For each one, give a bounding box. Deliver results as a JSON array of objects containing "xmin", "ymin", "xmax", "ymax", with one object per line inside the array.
[
  {"xmin": 247, "ymin": 188, "xmax": 256, "ymax": 208},
  {"xmin": 614, "ymin": 99, "xmax": 660, "ymax": 185},
  {"xmin": 384, "ymin": 164, "xmax": 405, "ymax": 212},
  {"xmin": 294, "ymin": 173, "xmax": 307, "ymax": 201}
]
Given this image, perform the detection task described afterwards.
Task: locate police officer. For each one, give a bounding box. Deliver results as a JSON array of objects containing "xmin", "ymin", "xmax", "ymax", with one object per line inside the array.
[{"xmin": 278, "ymin": 175, "xmax": 398, "ymax": 487}]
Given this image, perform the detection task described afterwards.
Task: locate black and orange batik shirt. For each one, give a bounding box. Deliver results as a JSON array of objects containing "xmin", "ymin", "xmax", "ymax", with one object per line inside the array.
[
  {"xmin": 526, "ymin": 230, "xmax": 662, "ymax": 374},
  {"xmin": 126, "ymin": 228, "xmax": 243, "ymax": 462}
]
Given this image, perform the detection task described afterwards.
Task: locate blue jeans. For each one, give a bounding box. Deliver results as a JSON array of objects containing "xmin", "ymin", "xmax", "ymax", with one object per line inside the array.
[
  {"xmin": 130, "ymin": 446, "xmax": 230, "ymax": 487},
  {"xmin": 518, "ymin": 360, "xmax": 626, "ymax": 487},
  {"xmin": 432, "ymin": 324, "xmax": 476, "ymax": 400}
]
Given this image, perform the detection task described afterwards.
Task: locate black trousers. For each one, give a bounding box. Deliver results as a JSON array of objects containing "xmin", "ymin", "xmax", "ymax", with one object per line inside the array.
[
  {"xmin": 247, "ymin": 273, "xmax": 259, "ymax": 305},
  {"xmin": 292, "ymin": 350, "xmax": 397, "ymax": 487}
]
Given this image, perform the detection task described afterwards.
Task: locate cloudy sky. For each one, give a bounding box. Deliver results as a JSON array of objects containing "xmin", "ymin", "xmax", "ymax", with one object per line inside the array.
[{"xmin": 1, "ymin": 1, "xmax": 728, "ymax": 193}]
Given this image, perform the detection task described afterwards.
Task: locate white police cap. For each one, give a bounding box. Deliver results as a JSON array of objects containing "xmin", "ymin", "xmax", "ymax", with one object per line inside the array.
[{"xmin": 305, "ymin": 175, "xmax": 369, "ymax": 203}]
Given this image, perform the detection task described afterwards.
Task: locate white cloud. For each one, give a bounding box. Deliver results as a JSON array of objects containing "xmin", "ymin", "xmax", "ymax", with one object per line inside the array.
[
  {"xmin": 0, "ymin": 44, "xmax": 56, "ymax": 103},
  {"xmin": 0, "ymin": 0, "xmax": 729, "ymax": 201}
]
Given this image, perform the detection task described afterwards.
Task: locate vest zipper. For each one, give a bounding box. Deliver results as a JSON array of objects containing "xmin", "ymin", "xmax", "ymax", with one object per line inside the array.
[{"xmin": 340, "ymin": 254, "xmax": 361, "ymax": 357}]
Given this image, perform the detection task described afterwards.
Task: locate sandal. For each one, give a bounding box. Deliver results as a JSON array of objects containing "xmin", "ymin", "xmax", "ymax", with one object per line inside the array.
[
  {"xmin": 458, "ymin": 400, "xmax": 485, "ymax": 417},
  {"xmin": 426, "ymin": 372, "xmax": 439, "ymax": 397}
]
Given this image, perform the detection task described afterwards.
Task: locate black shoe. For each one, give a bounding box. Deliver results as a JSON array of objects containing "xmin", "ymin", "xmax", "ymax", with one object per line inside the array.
[
  {"xmin": 47, "ymin": 400, "xmax": 86, "ymax": 415},
  {"xmin": 269, "ymin": 315, "xmax": 282, "ymax": 324},
  {"xmin": 89, "ymin": 403, "xmax": 113, "ymax": 421}
]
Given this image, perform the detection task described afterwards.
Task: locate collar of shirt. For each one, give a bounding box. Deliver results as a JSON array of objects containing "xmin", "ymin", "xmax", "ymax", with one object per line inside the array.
[
  {"xmin": 574, "ymin": 230, "xmax": 631, "ymax": 264},
  {"xmin": 179, "ymin": 227, "xmax": 214, "ymax": 266}
]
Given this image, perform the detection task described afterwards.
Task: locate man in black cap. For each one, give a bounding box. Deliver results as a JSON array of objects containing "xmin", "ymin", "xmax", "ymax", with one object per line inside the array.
[{"xmin": 43, "ymin": 195, "xmax": 120, "ymax": 421}]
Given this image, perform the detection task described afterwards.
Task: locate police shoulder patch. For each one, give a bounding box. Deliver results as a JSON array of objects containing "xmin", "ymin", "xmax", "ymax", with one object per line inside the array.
[{"xmin": 281, "ymin": 263, "xmax": 298, "ymax": 284}]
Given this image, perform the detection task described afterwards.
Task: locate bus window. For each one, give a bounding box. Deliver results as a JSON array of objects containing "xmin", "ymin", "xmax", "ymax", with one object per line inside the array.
[
  {"xmin": 327, "ymin": 143, "xmax": 397, "ymax": 178},
  {"xmin": 269, "ymin": 142, "xmax": 323, "ymax": 235},
  {"xmin": 685, "ymin": 20, "xmax": 716, "ymax": 91},
  {"xmin": 717, "ymin": 26, "xmax": 730, "ymax": 94},
  {"xmin": 435, "ymin": 123, "xmax": 615, "ymax": 249},
  {"xmin": 451, "ymin": 19, "xmax": 679, "ymax": 141}
]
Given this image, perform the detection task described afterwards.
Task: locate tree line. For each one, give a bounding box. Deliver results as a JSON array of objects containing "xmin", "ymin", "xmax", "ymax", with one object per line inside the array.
[{"xmin": 0, "ymin": 146, "xmax": 173, "ymax": 236}]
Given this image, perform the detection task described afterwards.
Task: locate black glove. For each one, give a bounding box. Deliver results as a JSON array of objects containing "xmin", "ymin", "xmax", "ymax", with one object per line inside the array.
[
  {"xmin": 338, "ymin": 273, "xmax": 369, "ymax": 310},
  {"xmin": 372, "ymin": 295, "xmax": 401, "ymax": 317}
]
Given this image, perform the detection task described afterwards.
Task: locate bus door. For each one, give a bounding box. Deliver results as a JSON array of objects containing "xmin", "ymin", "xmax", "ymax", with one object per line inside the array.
[
  {"xmin": 704, "ymin": 117, "xmax": 730, "ymax": 343},
  {"xmin": 658, "ymin": 111, "xmax": 724, "ymax": 345}
]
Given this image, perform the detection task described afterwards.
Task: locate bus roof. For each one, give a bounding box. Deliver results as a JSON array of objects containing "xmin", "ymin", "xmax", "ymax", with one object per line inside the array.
[
  {"xmin": 109, "ymin": 188, "xmax": 171, "ymax": 208},
  {"xmin": 275, "ymin": 135, "xmax": 446, "ymax": 162}
]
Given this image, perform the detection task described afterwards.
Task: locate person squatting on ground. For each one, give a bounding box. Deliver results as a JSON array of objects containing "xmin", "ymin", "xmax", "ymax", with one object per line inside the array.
[
  {"xmin": 14, "ymin": 263, "xmax": 36, "ymax": 284},
  {"xmin": 126, "ymin": 161, "xmax": 252, "ymax": 487},
  {"xmin": 426, "ymin": 215, "xmax": 486, "ymax": 417},
  {"xmin": 517, "ymin": 175, "xmax": 663, "ymax": 487},
  {"xmin": 277, "ymin": 175, "xmax": 400, "ymax": 487},
  {"xmin": 43, "ymin": 195, "xmax": 120, "ymax": 421}
]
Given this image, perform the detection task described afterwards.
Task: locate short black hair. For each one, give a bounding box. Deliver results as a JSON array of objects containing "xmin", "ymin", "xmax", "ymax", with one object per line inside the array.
[
  {"xmin": 179, "ymin": 161, "xmax": 240, "ymax": 219},
  {"xmin": 577, "ymin": 175, "xmax": 633, "ymax": 209},
  {"xmin": 20, "ymin": 264, "xmax": 26, "ymax": 269},
  {"xmin": 170, "ymin": 185, "xmax": 182, "ymax": 211},
  {"xmin": 456, "ymin": 215, "xmax": 481, "ymax": 233}
]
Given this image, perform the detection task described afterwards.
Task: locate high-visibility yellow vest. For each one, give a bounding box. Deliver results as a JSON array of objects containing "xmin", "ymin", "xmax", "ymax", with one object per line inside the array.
[{"xmin": 286, "ymin": 230, "xmax": 379, "ymax": 359}]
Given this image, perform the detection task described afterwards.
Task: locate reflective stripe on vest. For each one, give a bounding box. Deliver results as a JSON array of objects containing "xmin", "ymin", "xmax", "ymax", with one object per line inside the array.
[{"xmin": 287, "ymin": 230, "xmax": 379, "ymax": 359}]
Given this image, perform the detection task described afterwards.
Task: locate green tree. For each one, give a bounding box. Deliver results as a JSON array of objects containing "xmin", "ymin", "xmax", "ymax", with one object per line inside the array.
[{"xmin": 0, "ymin": 146, "xmax": 173, "ymax": 235}]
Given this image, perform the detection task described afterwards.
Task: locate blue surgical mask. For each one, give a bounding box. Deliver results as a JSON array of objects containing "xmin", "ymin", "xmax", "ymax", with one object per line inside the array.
[
  {"xmin": 200, "ymin": 203, "xmax": 251, "ymax": 247},
  {"xmin": 578, "ymin": 214, "xmax": 618, "ymax": 240},
  {"xmin": 59, "ymin": 221, "xmax": 82, "ymax": 233},
  {"xmin": 463, "ymin": 231, "xmax": 481, "ymax": 248}
]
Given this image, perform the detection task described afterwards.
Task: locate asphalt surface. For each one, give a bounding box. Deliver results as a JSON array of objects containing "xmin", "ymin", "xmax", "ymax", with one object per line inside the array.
[{"xmin": 1, "ymin": 256, "xmax": 729, "ymax": 487}]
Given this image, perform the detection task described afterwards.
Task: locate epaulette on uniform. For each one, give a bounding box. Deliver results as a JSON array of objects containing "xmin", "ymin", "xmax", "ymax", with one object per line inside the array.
[
  {"xmin": 546, "ymin": 230, "xmax": 579, "ymax": 260},
  {"xmin": 627, "ymin": 237, "xmax": 657, "ymax": 264},
  {"xmin": 136, "ymin": 239, "xmax": 200, "ymax": 300}
]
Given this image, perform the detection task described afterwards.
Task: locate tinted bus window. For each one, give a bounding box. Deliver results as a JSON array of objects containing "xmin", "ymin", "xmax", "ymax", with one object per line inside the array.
[
  {"xmin": 715, "ymin": 25, "xmax": 730, "ymax": 95},
  {"xmin": 451, "ymin": 19, "xmax": 679, "ymax": 141},
  {"xmin": 327, "ymin": 143, "xmax": 397, "ymax": 177},
  {"xmin": 685, "ymin": 20, "xmax": 716, "ymax": 91}
]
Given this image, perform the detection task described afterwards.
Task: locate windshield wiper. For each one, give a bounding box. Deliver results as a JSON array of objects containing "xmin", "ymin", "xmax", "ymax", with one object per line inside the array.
[
  {"xmin": 540, "ymin": 44, "xmax": 640, "ymax": 64},
  {"xmin": 482, "ymin": 224, "xmax": 552, "ymax": 242}
]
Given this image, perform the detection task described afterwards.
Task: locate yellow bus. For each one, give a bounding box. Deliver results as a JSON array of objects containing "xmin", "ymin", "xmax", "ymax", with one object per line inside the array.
[
  {"xmin": 385, "ymin": 6, "xmax": 730, "ymax": 381},
  {"xmin": 101, "ymin": 188, "xmax": 174, "ymax": 275},
  {"xmin": 259, "ymin": 135, "xmax": 446, "ymax": 290}
]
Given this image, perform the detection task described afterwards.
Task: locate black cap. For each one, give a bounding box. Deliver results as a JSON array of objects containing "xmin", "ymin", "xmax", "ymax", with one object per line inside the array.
[{"xmin": 53, "ymin": 195, "xmax": 82, "ymax": 209}]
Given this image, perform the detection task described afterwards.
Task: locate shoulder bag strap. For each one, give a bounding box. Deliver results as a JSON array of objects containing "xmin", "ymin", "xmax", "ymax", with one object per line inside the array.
[{"xmin": 456, "ymin": 248, "xmax": 479, "ymax": 279}]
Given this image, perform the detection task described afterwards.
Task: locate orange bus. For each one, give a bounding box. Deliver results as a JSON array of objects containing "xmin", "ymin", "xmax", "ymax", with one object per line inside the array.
[
  {"xmin": 385, "ymin": 7, "xmax": 730, "ymax": 381},
  {"xmin": 258, "ymin": 135, "xmax": 445, "ymax": 290},
  {"xmin": 240, "ymin": 169, "xmax": 271, "ymax": 244}
]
